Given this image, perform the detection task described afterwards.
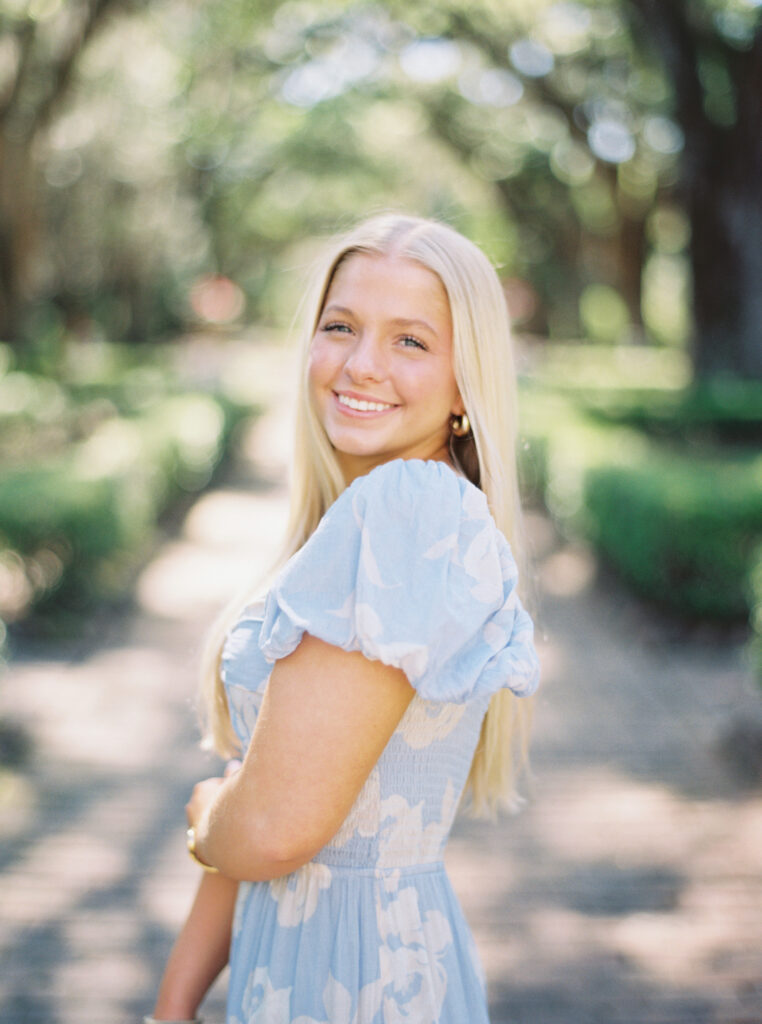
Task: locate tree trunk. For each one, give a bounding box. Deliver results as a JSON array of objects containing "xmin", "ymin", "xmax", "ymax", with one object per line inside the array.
[
  {"xmin": 0, "ymin": 0, "xmax": 141, "ymax": 344},
  {"xmin": 617, "ymin": 212, "xmax": 647, "ymax": 333},
  {"xmin": 625, "ymin": 0, "xmax": 762, "ymax": 379},
  {"xmin": 689, "ymin": 152, "xmax": 762, "ymax": 379},
  {"xmin": 0, "ymin": 131, "xmax": 39, "ymax": 341},
  {"xmin": 687, "ymin": 36, "xmax": 762, "ymax": 379}
]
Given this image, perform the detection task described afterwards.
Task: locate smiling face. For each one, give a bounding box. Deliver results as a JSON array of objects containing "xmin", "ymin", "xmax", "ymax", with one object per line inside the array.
[{"xmin": 308, "ymin": 253, "xmax": 464, "ymax": 483}]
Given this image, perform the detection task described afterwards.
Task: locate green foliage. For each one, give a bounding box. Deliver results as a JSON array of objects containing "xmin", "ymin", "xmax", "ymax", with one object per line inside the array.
[
  {"xmin": 748, "ymin": 543, "xmax": 762, "ymax": 679},
  {"xmin": 579, "ymin": 284, "xmax": 631, "ymax": 344},
  {"xmin": 579, "ymin": 379, "xmax": 762, "ymax": 445},
  {"xmin": 520, "ymin": 383, "xmax": 650, "ymax": 535},
  {"xmin": 528, "ymin": 342, "xmax": 691, "ymax": 393},
  {"xmin": 0, "ymin": 341, "xmax": 256, "ymax": 635},
  {"xmin": 520, "ymin": 367, "xmax": 762, "ymax": 626},
  {"xmin": 585, "ymin": 456, "xmax": 762, "ymax": 619},
  {"xmin": 3, "ymin": 0, "xmax": 761, "ymax": 372},
  {"xmin": 0, "ymin": 0, "xmax": 700, "ymax": 343}
]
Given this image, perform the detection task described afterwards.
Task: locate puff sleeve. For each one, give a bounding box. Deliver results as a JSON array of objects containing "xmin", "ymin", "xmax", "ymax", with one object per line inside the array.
[{"xmin": 259, "ymin": 459, "xmax": 540, "ymax": 704}]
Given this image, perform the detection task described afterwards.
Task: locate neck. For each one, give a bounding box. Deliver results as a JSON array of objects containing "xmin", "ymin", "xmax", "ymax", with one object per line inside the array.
[{"xmin": 337, "ymin": 442, "xmax": 454, "ymax": 485}]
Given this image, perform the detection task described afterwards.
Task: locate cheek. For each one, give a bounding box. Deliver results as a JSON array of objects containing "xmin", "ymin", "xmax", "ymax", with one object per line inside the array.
[
  {"xmin": 307, "ymin": 338, "xmax": 337, "ymax": 396},
  {"xmin": 404, "ymin": 364, "xmax": 459, "ymax": 413}
]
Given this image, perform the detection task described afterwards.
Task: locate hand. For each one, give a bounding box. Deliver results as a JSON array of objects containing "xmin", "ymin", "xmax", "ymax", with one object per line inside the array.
[
  {"xmin": 185, "ymin": 760, "xmax": 242, "ymax": 830},
  {"xmin": 185, "ymin": 776, "xmax": 225, "ymax": 830}
]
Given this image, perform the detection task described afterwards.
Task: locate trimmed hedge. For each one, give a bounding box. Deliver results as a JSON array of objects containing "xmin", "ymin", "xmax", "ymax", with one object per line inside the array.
[
  {"xmin": 749, "ymin": 543, "xmax": 762, "ymax": 678},
  {"xmin": 579, "ymin": 379, "xmax": 762, "ymax": 446},
  {"xmin": 585, "ymin": 457, "xmax": 762, "ymax": 619},
  {"xmin": 0, "ymin": 391, "xmax": 253, "ymax": 631},
  {"xmin": 519, "ymin": 384, "xmax": 762, "ymax": 625}
]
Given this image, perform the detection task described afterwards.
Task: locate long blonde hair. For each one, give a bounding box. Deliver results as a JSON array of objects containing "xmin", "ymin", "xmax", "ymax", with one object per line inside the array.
[{"xmin": 200, "ymin": 213, "xmax": 534, "ymax": 815}]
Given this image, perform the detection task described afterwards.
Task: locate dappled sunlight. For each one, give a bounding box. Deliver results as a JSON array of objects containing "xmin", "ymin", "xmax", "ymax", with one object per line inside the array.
[
  {"xmin": 612, "ymin": 896, "xmax": 758, "ymax": 987},
  {"xmin": 139, "ymin": 834, "xmax": 202, "ymax": 931},
  {"xmin": 52, "ymin": 952, "xmax": 153, "ymax": 1021},
  {"xmin": 525, "ymin": 767, "xmax": 762, "ymax": 988},
  {"xmin": 0, "ymin": 828, "xmax": 128, "ymax": 937},
  {"xmin": 526, "ymin": 906, "xmax": 605, "ymax": 953},
  {"xmin": 450, "ymin": 758, "xmax": 762, "ymax": 1007},
  {"xmin": 2, "ymin": 648, "xmax": 181, "ymax": 769},
  {"xmin": 136, "ymin": 538, "xmax": 264, "ymax": 619},
  {"xmin": 182, "ymin": 488, "xmax": 288, "ymax": 550},
  {"xmin": 532, "ymin": 770, "xmax": 714, "ymax": 864},
  {"xmin": 135, "ymin": 397, "xmax": 291, "ymax": 621},
  {"xmin": 135, "ymin": 487, "xmax": 288, "ymax": 620},
  {"xmin": 481, "ymin": 906, "xmax": 607, "ymax": 979},
  {"xmin": 446, "ymin": 838, "xmax": 522, "ymax": 913},
  {"xmin": 0, "ymin": 771, "xmax": 38, "ymax": 841}
]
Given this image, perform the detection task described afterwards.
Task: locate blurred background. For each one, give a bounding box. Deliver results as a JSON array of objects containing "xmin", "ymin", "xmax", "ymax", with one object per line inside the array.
[
  {"xmin": 0, "ymin": 1, "xmax": 761, "ymax": 1022},
  {"xmin": 0, "ymin": 0, "xmax": 761, "ymax": 649}
]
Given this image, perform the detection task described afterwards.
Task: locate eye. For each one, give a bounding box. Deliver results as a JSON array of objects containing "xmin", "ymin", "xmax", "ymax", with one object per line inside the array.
[
  {"xmin": 400, "ymin": 335, "xmax": 427, "ymax": 351},
  {"xmin": 321, "ymin": 321, "xmax": 352, "ymax": 334}
]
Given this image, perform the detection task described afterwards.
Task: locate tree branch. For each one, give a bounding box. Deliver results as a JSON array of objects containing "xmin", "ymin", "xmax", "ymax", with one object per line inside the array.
[
  {"xmin": 0, "ymin": 21, "xmax": 37, "ymax": 127},
  {"xmin": 443, "ymin": 7, "xmax": 618, "ymax": 160},
  {"xmin": 33, "ymin": 0, "xmax": 148, "ymax": 132}
]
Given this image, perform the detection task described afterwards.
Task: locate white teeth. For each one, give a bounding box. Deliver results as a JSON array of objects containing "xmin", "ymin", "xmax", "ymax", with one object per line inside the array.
[{"xmin": 337, "ymin": 394, "xmax": 393, "ymax": 412}]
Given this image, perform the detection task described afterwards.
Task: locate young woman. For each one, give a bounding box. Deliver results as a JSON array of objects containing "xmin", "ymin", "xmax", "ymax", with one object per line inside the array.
[{"xmin": 147, "ymin": 214, "xmax": 540, "ymax": 1024}]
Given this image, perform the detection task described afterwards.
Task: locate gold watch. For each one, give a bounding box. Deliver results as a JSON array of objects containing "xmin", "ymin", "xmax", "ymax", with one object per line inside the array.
[{"xmin": 185, "ymin": 827, "xmax": 220, "ymax": 874}]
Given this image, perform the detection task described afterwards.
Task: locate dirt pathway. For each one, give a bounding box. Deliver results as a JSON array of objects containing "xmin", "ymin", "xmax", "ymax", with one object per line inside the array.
[{"xmin": 1, "ymin": 344, "xmax": 760, "ymax": 1024}]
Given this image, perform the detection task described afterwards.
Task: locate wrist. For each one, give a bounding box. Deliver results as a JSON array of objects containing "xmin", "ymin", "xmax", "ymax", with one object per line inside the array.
[
  {"xmin": 145, "ymin": 1016, "xmax": 202, "ymax": 1023},
  {"xmin": 186, "ymin": 826, "xmax": 219, "ymax": 874},
  {"xmin": 148, "ymin": 997, "xmax": 203, "ymax": 1022}
]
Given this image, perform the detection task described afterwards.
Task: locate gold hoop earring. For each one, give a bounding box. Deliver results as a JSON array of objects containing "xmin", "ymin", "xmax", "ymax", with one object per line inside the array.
[{"xmin": 451, "ymin": 412, "xmax": 471, "ymax": 438}]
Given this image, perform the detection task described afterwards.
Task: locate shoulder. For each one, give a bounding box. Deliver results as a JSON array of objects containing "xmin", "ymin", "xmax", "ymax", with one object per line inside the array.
[
  {"xmin": 332, "ymin": 457, "xmax": 486, "ymax": 525},
  {"xmin": 319, "ymin": 457, "xmax": 507, "ymax": 596},
  {"xmin": 262, "ymin": 456, "xmax": 538, "ymax": 700}
]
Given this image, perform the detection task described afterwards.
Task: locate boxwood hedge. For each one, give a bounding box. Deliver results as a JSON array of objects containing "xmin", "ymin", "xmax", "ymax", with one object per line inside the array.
[
  {"xmin": 519, "ymin": 383, "xmax": 762, "ymax": 638},
  {"xmin": 0, "ymin": 391, "xmax": 252, "ymax": 632}
]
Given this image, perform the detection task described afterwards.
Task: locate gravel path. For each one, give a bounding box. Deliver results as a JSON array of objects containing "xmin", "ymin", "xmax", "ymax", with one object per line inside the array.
[{"xmin": 1, "ymin": 345, "xmax": 760, "ymax": 1024}]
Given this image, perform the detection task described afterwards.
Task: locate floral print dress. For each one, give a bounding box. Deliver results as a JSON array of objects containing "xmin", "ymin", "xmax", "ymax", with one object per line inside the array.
[{"xmin": 220, "ymin": 458, "xmax": 540, "ymax": 1024}]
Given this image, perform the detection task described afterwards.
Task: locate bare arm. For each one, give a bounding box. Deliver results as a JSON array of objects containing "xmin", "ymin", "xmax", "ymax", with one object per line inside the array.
[
  {"xmin": 151, "ymin": 871, "xmax": 238, "ymax": 1020},
  {"xmin": 188, "ymin": 633, "xmax": 415, "ymax": 881}
]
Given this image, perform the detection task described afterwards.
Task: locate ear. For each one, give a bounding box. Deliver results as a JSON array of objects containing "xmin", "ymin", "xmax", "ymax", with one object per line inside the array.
[{"xmin": 451, "ymin": 392, "xmax": 465, "ymax": 417}]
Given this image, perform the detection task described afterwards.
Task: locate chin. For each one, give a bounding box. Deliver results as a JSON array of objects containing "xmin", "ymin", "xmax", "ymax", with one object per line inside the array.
[
  {"xmin": 326, "ymin": 429, "xmax": 390, "ymax": 457},
  {"xmin": 333, "ymin": 443, "xmax": 390, "ymax": 461}
]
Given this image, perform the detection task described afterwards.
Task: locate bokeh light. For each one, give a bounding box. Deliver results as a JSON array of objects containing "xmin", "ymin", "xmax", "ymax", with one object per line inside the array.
[{"xmin": 190, "ymin": 275, "xmax": 246, "ymax": 325}]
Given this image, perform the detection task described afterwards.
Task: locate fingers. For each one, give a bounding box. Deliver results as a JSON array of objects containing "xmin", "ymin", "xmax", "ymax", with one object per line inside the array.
[{"xmin": 185, "ymin": 776, "xmax": 226, "ymax": 827}]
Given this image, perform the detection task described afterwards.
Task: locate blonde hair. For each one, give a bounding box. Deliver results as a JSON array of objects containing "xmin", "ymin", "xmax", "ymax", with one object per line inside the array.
[{"xmin": 200, "ymin": 213, "xmax": 534, "ymax": 815}]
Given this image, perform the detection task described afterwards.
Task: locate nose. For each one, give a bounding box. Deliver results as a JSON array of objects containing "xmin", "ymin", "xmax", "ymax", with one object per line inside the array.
[{"xmin": 343, "ymin": 332, "xmax": 387, "ymax": 383}]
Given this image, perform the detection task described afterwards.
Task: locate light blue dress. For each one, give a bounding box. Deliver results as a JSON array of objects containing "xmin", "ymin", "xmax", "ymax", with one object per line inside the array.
[{"xmin": 220, "ymin": 459, "xmax": 540, "ymax": 1024}]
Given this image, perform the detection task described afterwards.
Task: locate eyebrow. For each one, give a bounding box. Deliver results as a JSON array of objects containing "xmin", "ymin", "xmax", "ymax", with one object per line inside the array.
[{"xmin": 321, "ymin": 305, "xmax": 438, "ymax": 335}]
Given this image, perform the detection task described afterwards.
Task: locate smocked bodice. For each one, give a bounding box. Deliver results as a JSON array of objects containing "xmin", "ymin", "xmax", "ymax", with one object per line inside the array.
[{"xmin": 223, "ymin": 607, "xmax": 490, "ymax": 871}]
